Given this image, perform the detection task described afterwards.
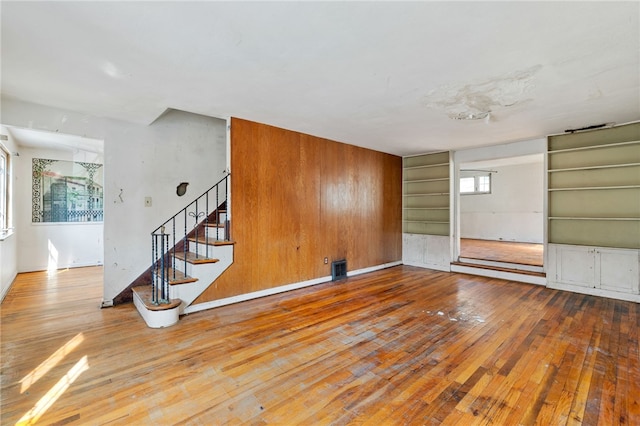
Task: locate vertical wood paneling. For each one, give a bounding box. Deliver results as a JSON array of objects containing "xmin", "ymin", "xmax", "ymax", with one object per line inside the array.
[{"xmin": 196, "ymin": 118, "xmax": 402, "ymax": 303}]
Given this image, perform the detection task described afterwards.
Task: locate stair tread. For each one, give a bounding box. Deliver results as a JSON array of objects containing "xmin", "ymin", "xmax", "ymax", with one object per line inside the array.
[
  {"xmin": 188, "ymin": 236, "xmax": 236, "ymax": 246},
  {"xmin": 132, "ymin": 286, "xmax": 181, "ymax": 311},
  {"xmin": 204, "ymin": 223, "xmax": 226, "ymax": 228},
  {"xmin": 451, "ymin": 261, "xmax": 546, "ymax": 277},
  {"xmin": 174, "ymin": 252, "xmax": 220, "ymax": 264},
  {"xmin": 153, "ymin": 267, "xmax": 199, "ymax": 285}
]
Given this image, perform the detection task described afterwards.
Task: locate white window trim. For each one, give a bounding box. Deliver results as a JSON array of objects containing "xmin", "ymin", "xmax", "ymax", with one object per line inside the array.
[
  {"xmin": 460, "ymin": 172, "xmax": 492, "ymax": 195},
  {"xmin": 0, "ymin": 144, "xmax": 11, "ymax": 240}
]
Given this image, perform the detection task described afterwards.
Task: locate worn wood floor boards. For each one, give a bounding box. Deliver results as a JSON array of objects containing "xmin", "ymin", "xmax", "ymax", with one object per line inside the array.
[
  {"xmin": 460, "ymin": 239, "xmax": 544, "ymax": 267},
  {"xmin": 1, "ymin": 265, "xmax": 638, "ymax": 425}
]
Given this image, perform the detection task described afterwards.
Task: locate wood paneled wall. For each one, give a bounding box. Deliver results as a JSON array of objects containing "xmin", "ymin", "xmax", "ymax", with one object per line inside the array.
[{"xmin": 196, "ymin": 118, "xmax": 402, "ymax": 303}]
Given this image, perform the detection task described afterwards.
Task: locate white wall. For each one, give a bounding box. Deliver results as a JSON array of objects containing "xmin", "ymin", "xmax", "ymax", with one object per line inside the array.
[
  {"xmin": 460, "ymin": 161, "xmax": 544, "ymax": 243},
  {"xmin": 0, "ymin": 126, "xmax": 19, "ymax": 302},
  {"xmin": 1, "ymin": 98, "xmax": 227, "ymax": 304},
  {"xmin": 15, "ymin": 146, "xmax": 104, "ymax": 272}
]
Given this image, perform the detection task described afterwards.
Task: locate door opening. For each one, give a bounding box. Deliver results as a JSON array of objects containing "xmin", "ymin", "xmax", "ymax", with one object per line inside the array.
[{"xmin": 456, "ymin": 154, "xmax": 545, "ymax": 274}]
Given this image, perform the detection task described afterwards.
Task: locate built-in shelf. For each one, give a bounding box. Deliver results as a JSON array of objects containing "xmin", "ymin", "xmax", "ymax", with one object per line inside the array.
[
  {"xmin": 402, "ymin": 220, "xmax": 449, "ymax": 224},
  {"xmin": 403, "ymin": 162, "xmax": 449, "ymax": 170},
  {"xmin": 403, "ymin": 193, "xmax": 450, "ymax": 196},
  {"xmin": 403, "ymin": 177, "xmax": 449, "ymax": 183},
  {"xmin": 548, "ymin": 162, "xmax": 640, "ymax": 173},
  {"xmin": 547, "ymin": 122, "xmax": 640, "ymax": 250},
  {"xmin": 403, "ymin": 207, "xmax": 449, "ymax": 210},
  {"xmin": 403, "ymin": 152, "xmax": 450, "ymax": 236},
  {"xmin": 549, "ymin": 217, "xmax": 640, "ymax": 221},
  {"xmin": 548, "ymin": 185, "xmax": 640, "ymax": 191},
  {"xmin": 547, "ymin": 139, "xmax": 639, "ymax": 154}
]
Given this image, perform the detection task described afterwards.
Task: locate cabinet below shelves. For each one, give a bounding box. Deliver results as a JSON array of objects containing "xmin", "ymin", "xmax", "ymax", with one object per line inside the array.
[{"xmin": 547, "ymin": 244, "xmax": 640, "ymax": 295}]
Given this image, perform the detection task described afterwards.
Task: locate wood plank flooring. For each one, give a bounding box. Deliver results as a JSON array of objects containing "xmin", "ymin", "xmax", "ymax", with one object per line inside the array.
[
  {"xmin": 2, "ymin": 265, "xmax": 638, "ymax": 425},
  {"xmin": 460, "ymin": 238, "xmax": 544, "ymax": 266}
]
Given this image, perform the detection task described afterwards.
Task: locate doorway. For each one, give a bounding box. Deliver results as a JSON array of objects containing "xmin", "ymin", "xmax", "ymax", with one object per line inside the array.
[
  {"xmin": 456, "ymin": 154, "xmax": 545, "ymax": 273},
  {"xmin": 5, "ymin": 126, "xmax": 104, "ymax": 273}
]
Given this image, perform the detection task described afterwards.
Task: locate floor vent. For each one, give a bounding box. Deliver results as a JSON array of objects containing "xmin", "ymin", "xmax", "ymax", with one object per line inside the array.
[{"xmin": 332, "ymin": 260, "xmax": 347, "ymax": 281}]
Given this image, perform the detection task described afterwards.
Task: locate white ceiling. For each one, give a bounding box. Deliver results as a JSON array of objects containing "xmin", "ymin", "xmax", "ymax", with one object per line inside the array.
[
  {"xmin": 1, "ymin": 2, "xmax": 638, "ymax": 156},
  {"xmin": 7, "ymin": 126, "xmax": 104, "ymax": 154}
]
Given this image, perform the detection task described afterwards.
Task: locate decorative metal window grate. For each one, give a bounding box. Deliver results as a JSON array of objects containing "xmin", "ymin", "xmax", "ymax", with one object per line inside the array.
[{"xmin": 32, "ymin": 158, "xmax": 104, "ymax": 223}]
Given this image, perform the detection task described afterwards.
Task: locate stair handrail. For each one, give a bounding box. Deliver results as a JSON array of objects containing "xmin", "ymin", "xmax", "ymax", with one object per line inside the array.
[{"xmin": 150, "ymin": 173, "xmax": 230, "ymax": 305}]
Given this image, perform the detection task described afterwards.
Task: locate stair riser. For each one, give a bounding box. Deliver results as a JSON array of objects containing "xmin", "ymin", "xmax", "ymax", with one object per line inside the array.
[
  {"xmin": 188, "ymin": 240, "xmax": 228, "ymax": 255},
  {"xmin": 170, "ymin": 243, "xmax": 232, "ymax": 276},
  {"xmin": 133, "ymin": 290, "xmax": 179, "ymax": 328},
  {"xmin": 170, "ymin": 257, "xmax": 218, "ymax": 276},
  {"xmin": 169, "ymin": 245, "xmax": 234, "ymax": 312},
  {"xmin": 458, "ymin": 257, "xmax": 544, "ymax": 273},
  {"xmin": 194, "ymin": 227, "xmax": 226, "ymax": 241}
]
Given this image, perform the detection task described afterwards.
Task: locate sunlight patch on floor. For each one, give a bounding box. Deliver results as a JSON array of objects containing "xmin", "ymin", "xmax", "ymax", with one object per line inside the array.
[
  {"xmin": 16, "ymin": 356, "xmax": 89, "ymax": 426},
  {"xmin": 20, "ymin": 333, "xmax": 84, "ymax": 393}
]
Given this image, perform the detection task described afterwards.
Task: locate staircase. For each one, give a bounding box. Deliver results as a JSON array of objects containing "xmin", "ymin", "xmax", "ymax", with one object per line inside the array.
[{"xmin": 133, "ymin": 174, "xmax": 234, "ymax": 328}]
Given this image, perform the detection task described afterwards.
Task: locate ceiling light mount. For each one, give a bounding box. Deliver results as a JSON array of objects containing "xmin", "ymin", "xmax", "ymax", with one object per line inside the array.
[{"xmin": 451, "ymin": 111, "xmax": 491, "ymax": 121}]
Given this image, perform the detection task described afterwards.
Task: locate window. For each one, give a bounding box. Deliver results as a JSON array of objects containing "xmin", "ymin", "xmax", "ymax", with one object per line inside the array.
[
  {"xmin": 32, "ymin": 158, "xmax": 103, "ymax": 223},
  {"xmin": 460, "ymin": 173, "xmax": 491, "ymax": 195},
  {"xmin": 0, "ymin": 145, "xmax": 9, "ymax": 235}
]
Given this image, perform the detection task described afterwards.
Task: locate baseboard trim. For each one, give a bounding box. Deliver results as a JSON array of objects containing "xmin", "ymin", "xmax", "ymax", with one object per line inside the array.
[
  {"xmin": 403, "ymin": 261, "xmax": 451, "ymax": 272},
  {"xmin": 184, "ymin": 261, "xmax": 402, "ymax": 315},
  {"xmin": 100, "ymin": 300, "xmax": 114, "ymax": 308},
  {"xmin": 547, "ymin": 281, "xmax": 640, "ymax": 303},
  {"xmin": 0, "ymin": 272, "xmax": 18, "ymax": 304},
  {"xmin": 19, "ymin": 262, "xmax": 103, "ymax": 273},
  {"xmin": 346, "ymin": 261, "xmax": 402, "ymax": 277}
]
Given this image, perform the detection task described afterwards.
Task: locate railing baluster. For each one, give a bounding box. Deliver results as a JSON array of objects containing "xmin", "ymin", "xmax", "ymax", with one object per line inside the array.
[
  {"xmin": 172, "ymin": 218, "xmax": 176, "ymax": 281},
  {"xmin": 164, "ymin": 234, "xmax": 169, "ymax": 302},
  {"xmin": 183, "ymin": 209, "xmax": 187, "ymax": 278},
  {"xmin": 216, "ymin": 184, "xmax": 220, "ymax": 241},
  {"xmin": 149, "ymin": 174, "xmax": 229, "ymax": 306},
  {"xmin": 194, "ymin": 200, "xmax": 199, "ymax": 258},
  {"xmin": 206, "ymin": 192, "xmax": 209, "ymax": 259},
  {"xmin": 152, "ymin": 235, "xmax": 157, "ymax": 305}
]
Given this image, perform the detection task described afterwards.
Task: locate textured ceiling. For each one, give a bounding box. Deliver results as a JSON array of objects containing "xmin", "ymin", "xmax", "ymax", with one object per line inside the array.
[{"xmin": 1, "ymin": 2, "xmax": 639, "ymax": 155}]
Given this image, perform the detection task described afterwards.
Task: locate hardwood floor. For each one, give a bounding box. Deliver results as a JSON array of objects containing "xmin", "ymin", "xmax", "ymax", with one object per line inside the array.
[
  {"xmin": 2, "ymin": 265, "xmax": 638, "ymax": 425},
  {"xmin": 460, "ymin": 238, "xmax": 544, "ymax": 267}
]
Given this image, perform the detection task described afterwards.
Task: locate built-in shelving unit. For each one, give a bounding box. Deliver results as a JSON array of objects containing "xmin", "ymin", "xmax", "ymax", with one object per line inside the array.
[
  {"xmin": 547, "ymin": 122, "xmax": 640, "ymax": 249},
  {"xmin": 403, "ymin": 151, "xmax": 450, "ymax": 236}
]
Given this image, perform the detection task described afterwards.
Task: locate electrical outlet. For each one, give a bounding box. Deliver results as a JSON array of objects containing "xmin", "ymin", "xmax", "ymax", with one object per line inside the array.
[
  {"xmin": 324, "ymin": 257, "xmax": 328, "ymax": 264},
  {"xmin": 144, "ymin": 197, "xmax": 152, "ymax": 207}
]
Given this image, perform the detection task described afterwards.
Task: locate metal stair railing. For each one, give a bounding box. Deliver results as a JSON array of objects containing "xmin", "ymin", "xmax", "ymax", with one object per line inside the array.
[{"xmin": 150, "ymin": 174, "xmax": 230, "ymax": 305}]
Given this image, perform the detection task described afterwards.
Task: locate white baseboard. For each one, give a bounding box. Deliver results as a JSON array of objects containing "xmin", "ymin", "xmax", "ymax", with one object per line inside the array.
[
  {"xmin": 100, "ymin": 299, "xmax": 114, "ymax": 308},
  {"xmin": 403, "ymin": 261, "xmax": 451, "ymax": 272},
  {"xmin": 547, "ymin": 281, "xmax": 640, "ymax": 303},
  {"xmin": 184, "ymin": 261, "xmax": 402, "ymax": 315},
  {"xmin": 19, "ymin": 261, "xmax": 103, "ymax": 273},
  {"xmin": 347, "ymin": 261, "xmax": 402, "ymax": 277},
  {"xmin": 0, "ymin": 272, "xmax": 18, "ymax": 304}
]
